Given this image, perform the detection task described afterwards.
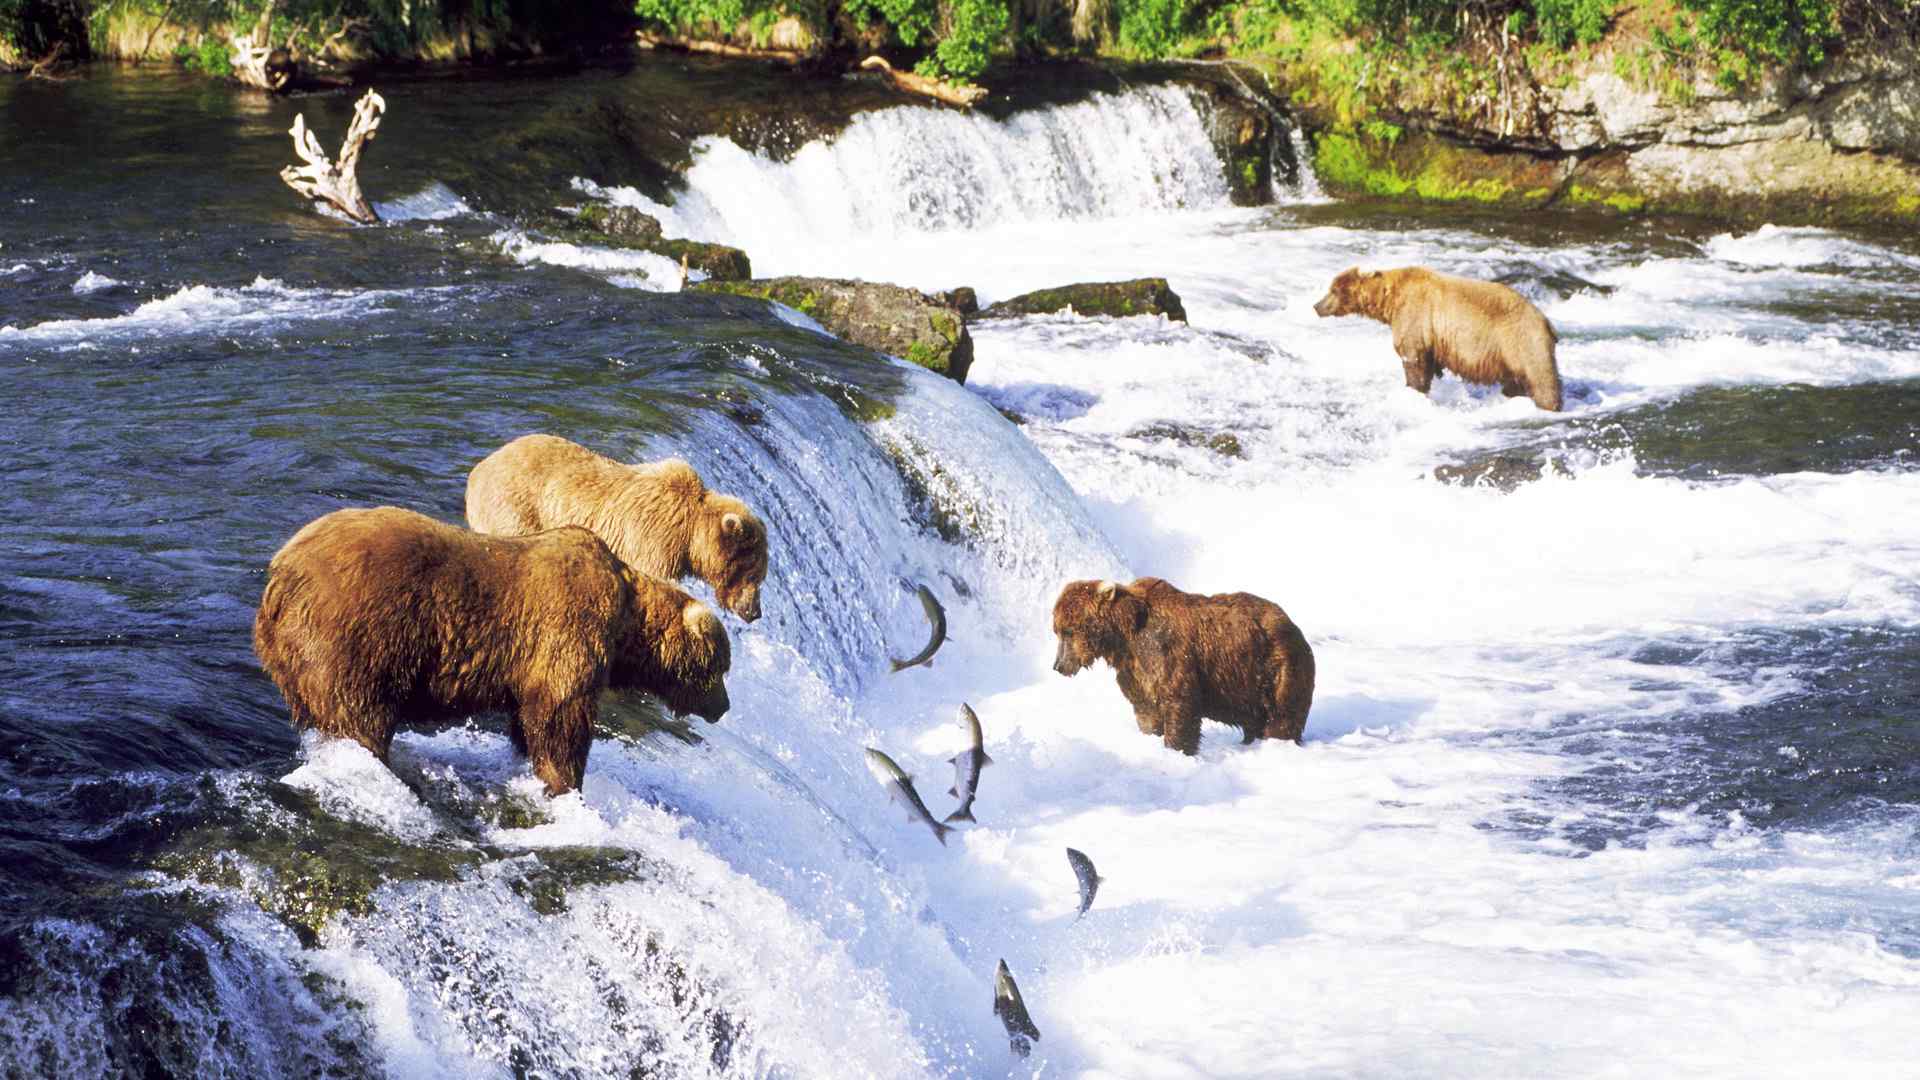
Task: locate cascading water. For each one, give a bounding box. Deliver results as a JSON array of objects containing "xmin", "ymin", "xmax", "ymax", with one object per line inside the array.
[{"xmin": 5, "ymin": 64, "xmax": 1920, "ymax": 1080}]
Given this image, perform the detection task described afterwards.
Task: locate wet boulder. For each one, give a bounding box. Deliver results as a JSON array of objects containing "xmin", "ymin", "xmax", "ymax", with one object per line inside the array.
[
  {"xmin": 694, "ymin": 276, "xmax": 973, "ymax": 382},
  {"xmin": 562, "ymin": 205, "xmax": 753, "ymax": 282},
  {"xmin": 576, "ymin": 203, "xmax": 664, "ymax": 245},
  {"xmin": 977, "ymin": 278, "xmax": 1187, "ymax": 323}
]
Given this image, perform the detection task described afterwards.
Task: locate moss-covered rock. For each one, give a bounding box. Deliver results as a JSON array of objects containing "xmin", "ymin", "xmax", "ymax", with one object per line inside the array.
[
  {"xmin": 977, "ymin": 278, "xmax": 1188, "ymax": 322},
  {"xmin": 694, "ymin": 276, "xmax": 974, "ymax": 381},
  {"xmin": 651, "ymin": 238, "xmax": 754, "ymax": 281},
  {"xmin": 576, "ymin": 203, "xmax": 665, "ymax": 244}
]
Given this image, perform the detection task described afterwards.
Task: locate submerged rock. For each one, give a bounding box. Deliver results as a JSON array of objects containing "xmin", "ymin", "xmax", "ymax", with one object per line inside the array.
[
  {"xmin": 557, "ymin": 205, "xmax": 755, "ymax": 282},
  {"xmin": 1432, "ymin": 454, "xmax": 1569, "ymax": 492},
  {"xmin": 695, "ymin": 276, "xmax": 973, "ymax": 382},
  {"xmin": 1129, "ymin": 422, "xmax": 1243, "ymax": 458},
  {"xmin": 977, "ymin": 278, "xmax": 1187, "ymax": 322}
]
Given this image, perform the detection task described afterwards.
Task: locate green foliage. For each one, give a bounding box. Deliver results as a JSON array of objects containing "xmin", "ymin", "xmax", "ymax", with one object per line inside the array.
[
  {"xmin": 930, "ymin": 0, "xmax": 1007, "ymax": 79},
  {"xmin": 176, "ymin": 31, "xmax": 232, "ymax": 72},
  {"xmin": 1678, "ymin": 0, "xmax": 1836, "ymax": 73},
  {"xmin": 841, "ymin": 0, "xmax": 935, "ymax": 45},
  {"xmin": 1115, "ymin": 0, "xmax": 1191, "ymax": 57},
  {"xmin": 1533, "ymin": 0, "xmax": 1612, "ymax": 46}
]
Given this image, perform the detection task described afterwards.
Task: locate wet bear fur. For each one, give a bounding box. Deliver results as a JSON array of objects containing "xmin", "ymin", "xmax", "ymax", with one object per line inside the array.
[
  {"xmin": 1051, "ymin": 577, "xmax": 1316, "ymax": 754},
  {"xmin": 465, "ymin": 434, "xmax": 770, "ymax": 621},
  {"xmin": 1314, "ymin": 266, "xmax": 1563, "ymax": 412},
  {"xmin": 252, "ymin": 507, "xmax": 731, "ymax": 796}
]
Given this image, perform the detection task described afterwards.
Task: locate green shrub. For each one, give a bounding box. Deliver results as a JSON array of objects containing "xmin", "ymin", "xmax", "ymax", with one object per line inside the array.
[
  {"xmin": 1115, "ymin": 0, "xmax": 1191, "ymax": 57},
  {"xmin": 1533, "ymin": 0, "xmax": 1612, "ymax": 46},
  {"xmin": 930, "ymin": 0, "xmax": 1007, "ymax": 78},
  {"xmin": 1678, "ymin": 0, "xmax": 1837, "ymax": 72}
]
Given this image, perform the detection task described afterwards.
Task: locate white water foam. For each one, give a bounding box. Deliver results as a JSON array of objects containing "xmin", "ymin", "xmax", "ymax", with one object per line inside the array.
[
  {"xmin": 1703, "ymin": 223, "xmax": 1920, "ymax": 270},
  {"xmin": 490, "ymin": 228, "xmax": 686, "ymax": 291},
  {"xmin": 0, "ymin": 276, "xmax": 435, "ymax": 346},
  {"xmin": 71, "ymin": 270, "xmax": 122, "ymax": 294},
  {"xmin": 375, "ymin": 180, "xmax": 474, "ymax": 223}
]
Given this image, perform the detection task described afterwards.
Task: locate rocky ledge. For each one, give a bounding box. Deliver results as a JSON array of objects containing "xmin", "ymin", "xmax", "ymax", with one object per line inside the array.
[
  {"xmin": 1293, "ymin": 48, "xmax": 1920, "ymax": 225},
  {"xmin": 975, "ymin": 278, "xmax": 1188, "ymax": 322},
  {"xmin": 693, "ymin": 277, "xmax": 974, "ymax": 382}
]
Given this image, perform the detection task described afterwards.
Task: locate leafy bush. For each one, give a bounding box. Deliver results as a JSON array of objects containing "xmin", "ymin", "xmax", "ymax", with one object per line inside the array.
[
  {"xmin": 1678, "ymin": 0, "xmax": 1837, "ymax": 70},
  {"xmin": 1115, "ymin": 0, "xmax": 1191, "ymax": 57},
  {"xmin": 1533, "ymin": 0, "xmax": 1613, "ymax": 45},
  {"xmin": 841, "ymin": 0, "xmax": 936, "ymax": 43},
  {"xmin": 930, "ymin": 0, "xmax": 1007, "ymax": 78}
]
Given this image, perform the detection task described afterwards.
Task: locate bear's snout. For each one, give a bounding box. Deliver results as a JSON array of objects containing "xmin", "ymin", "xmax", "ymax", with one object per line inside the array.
[
  {"xmin": 1312, "ymin": 293, "xmax": 1337, "ymax": 317},
  {"xmin": 1053, "ymin": 639, "xmax": 1080, "ymax": 676},
  {"xmin": 697, "ymin": 684, "xmax": 730, "ymax": 722}
]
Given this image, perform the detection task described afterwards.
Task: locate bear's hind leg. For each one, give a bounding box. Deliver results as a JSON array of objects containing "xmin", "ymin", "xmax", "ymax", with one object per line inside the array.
[
  {"xmin": 1162, "ymin": 706, "xmax": 1203, "ymax": 756},
  {"xmin": 1133, "ymin": 707, "xmax": 1164, "ymax": 736}
]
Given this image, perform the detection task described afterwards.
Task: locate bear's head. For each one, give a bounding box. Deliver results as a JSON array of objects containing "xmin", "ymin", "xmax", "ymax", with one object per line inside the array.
[
  {"xmin": 614, "ymin": 570, "xmax": 733, "ymax": 722},
  {"xmin": 692, "ymin": 495, "xmax": 769, "ymax": 623},
  {"xmin": 1313, "ymin": 267, "xmax": 1379, "ymax": 318},
  {"xmin": 1051, "ymin": 579, "xmax": 1149, "ymax": 677}
]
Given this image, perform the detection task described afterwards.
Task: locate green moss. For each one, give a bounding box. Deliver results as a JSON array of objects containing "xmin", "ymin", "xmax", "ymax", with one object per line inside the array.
[
  {"xmin": 1313, "ymin": 133, "xmax": 1414, "ymax": 197},
  {"xmin": 1568, "ymin": 184, "xmax": 1646, "ymax": 212},
  {"xmin": 929, "ymin": 310, "xmax": 960, "ymax": 343},
  {"xmin": 903, "ymin": 340, "xmax": 941, "ymax": 369},
  {"xmin": 1898, "ymin": 194, "xmax": 1920, "ymax": 216}
]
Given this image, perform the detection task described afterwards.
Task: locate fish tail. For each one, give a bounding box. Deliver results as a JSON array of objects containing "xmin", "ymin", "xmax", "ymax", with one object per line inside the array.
[
  {"xmin": 943, "ymin": 807, "xmax": 975, "ymax": 824},
  {"xmin": 933, "ymin": 821, "xmax": 954, "ymax": 846},
  {"xmin": 888, "ymin": 657, "xmax": 911, "ymax": 673}
]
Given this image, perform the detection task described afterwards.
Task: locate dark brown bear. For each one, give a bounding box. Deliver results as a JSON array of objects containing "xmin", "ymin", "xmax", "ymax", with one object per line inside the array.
[
  {"xmin": 1313, "ymin": 266, "xmax": 1563, "ymax": 411},
  {"xmin": 1051, "ymin": 577, "xmax": 1315, "ymax": 754},
  {"xmin": 252, "ymin": 507, "xmax": 731, "ymax": 796}
]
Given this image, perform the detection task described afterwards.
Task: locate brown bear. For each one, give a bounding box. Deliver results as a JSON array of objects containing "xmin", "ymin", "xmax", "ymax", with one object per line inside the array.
[
  {"xmin": 1051, "ymin": 577, "xmax": 1315, "ymax": 755},
  {"xmin": 252, "ymin": 507, "xmax": 731, "ymax": 796},
  {"xmin": 465, "ymin": 434, "xmax": 770, "ymax": 621},
  {"xmin": 1313, "ymin": 266, "xmax": 1563, "ymax": 412}
]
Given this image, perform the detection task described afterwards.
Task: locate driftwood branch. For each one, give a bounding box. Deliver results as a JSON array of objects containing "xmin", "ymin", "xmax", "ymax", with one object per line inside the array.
[
  {"xmin": 279, "ymin": 89, "xmax": 385, "ymax": 224},
  {"xmin": 27, "ymin": 43, "xmax": 73, "ymax": 80},
  {"xmin": 859, "ymin": 56, "xmax": 986, "ymax": 108}
]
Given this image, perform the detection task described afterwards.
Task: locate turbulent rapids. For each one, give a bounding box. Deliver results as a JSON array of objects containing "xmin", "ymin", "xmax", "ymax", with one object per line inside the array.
[{"xmin": 2, "ymin": 63, "xmax": 1919, "ymax": 1079}]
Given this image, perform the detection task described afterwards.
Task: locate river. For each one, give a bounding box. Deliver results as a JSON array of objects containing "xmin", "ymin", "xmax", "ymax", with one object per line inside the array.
[{"xmin": 1, "ymin": 60, "xmax": 1917, "ymax": 1078}]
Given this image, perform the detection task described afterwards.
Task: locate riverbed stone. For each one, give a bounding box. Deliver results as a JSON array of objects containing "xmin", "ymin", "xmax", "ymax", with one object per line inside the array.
[
  {"xmin": 976, "ymin": 278, "xmax": 1188, "ymax": 322},
  {"xmin": 694, "ymin": 276, "xmax": 974, "ymax": 382}
]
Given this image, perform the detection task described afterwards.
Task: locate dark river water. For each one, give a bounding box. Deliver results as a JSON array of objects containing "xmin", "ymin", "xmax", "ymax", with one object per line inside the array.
[{"xmin": 1, "ymin": 62, "xmax": 1917, "ymax": 1078}]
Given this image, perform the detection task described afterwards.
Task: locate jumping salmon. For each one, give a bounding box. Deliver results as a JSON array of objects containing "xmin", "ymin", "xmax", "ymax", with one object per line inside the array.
[
  {"xmin": 864, "ymin": 747, "xmax": 954, "ymax": 847},
  {"xmin": 943, "ymin": 703, "xmax": 992, "ymax": 824},
  {"xmin": 1065, "ymin": 847, "xmax": 1102, "ymax": 919},
  {"xmin": 993, "ymin": 958, "xmax": 1041, "ymax": 1058},
  {"xmin": 889, "ymin": 583, "xmax": 947, "ymax": 672}
]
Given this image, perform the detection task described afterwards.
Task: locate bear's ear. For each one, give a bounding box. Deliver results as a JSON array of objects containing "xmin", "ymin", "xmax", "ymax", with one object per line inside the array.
[
  {"xmin": 721, "ymin": 512, "xmax": 744, "ymax": 538},
  {"xmin": 683, "ymin": 602, "xmax": 728, "ymax": 667},
  {"xmin": 1097, "ymin": 580, "xmax": 1119, "ymax": 598}
]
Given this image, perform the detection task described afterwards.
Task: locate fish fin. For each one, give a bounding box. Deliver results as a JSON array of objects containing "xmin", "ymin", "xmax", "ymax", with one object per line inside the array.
[
  {"xmin": 933, "ymin": 821, "xmax": 953, "ymax": 846},
  {"xmin": 980, "ymin": 751, "xmax": 994, "ymax": 767},
  {"xmin": 947, "ymin": 785, "xmax": 959, "ymax": 798},
  {"xmin": 944, "ymin": 807, "xmax": 975, "ymax": 824}
]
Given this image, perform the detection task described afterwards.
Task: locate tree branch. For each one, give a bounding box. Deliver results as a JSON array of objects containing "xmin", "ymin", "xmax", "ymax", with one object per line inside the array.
[{"xmin": 279, "ymin": 89, "xmax": 385, "ymax": 224}]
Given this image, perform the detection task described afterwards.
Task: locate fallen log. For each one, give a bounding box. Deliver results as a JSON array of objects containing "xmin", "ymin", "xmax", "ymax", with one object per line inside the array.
[
  {"xmin": 859, "ymin": 56, "xmax": 986, "ymax": 109},
  {"xmin": 280, "ymin": 90, "xmax": 385, "ymax": 225}
]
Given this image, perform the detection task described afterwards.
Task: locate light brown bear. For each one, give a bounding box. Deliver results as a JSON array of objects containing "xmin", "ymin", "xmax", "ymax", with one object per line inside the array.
[
  {"xmin": 252, "ymin": 507, "xmax": 731, "ymax": 796},
  {"xmin": 466, "ymin": 434, "xmax": 770, "ymax": 621},
  {"xmin": 1051, "ymin": 577, "xmax": 1315, "ymax": 755},
  {"xmin": 1313, "ymin": 266, "xmax": 1563, "ymax": 412}
]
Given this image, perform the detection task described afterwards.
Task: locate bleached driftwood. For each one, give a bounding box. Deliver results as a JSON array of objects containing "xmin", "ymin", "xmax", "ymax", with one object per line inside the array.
[
  {"xmin": 280, "ymin": 90, "xmax": 385, "ymax": 224},
  {"xmin": 859, "ymin": 56, "xmax": 986, "ymax": 108},
  {"xmin": 230, "ymin": 5, "xmax": 294, "ymax": 92}
]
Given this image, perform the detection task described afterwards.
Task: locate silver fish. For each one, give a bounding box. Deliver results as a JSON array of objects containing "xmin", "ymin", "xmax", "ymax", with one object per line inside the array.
[
  {"xmin": 993, "ymin": 959, "xmax": 1041, "ymax": 1058},
  {"xmin": 889, "ymin": 583, "xmax": 947, "ymax": 672},
  {"xmin": 943, "ymin": 703, "xmax": 993, "ymax": 824},
  {"xmin": 1066, "ymin": 847, "xmax": 1102, "ymax": 919},
  {"xmin": 864, "ymin": 747, "xmax": 954, "ymax": 847}
]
